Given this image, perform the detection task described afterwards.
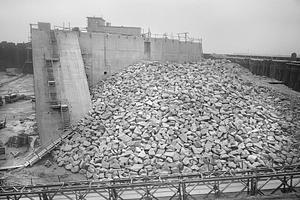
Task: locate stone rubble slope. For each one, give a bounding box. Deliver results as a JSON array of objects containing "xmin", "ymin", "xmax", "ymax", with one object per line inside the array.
[{"xmin": 52, "ymin": 60, "xmax": 300, "ymax": 180}]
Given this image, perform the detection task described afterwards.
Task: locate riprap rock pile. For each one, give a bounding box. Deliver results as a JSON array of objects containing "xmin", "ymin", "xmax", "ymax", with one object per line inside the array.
[{"xmin": 53, "ymin": 60, "xmax": 300, "ymax": 179}]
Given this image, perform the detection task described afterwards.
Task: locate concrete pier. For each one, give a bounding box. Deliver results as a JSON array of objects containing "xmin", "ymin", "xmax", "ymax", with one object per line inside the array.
[
  {"xmin": 32, "ymin": 23, "xmax": 91, "ymax": 145},
  {"xmin": 55, "ymin": 31, "xmax": 91, "ymax": 123}
]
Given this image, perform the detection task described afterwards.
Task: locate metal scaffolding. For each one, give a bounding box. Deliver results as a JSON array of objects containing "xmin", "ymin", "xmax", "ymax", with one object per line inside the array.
[{"xmin": 1, "ymin": 164, "xmax": 300, "ymax": 199}]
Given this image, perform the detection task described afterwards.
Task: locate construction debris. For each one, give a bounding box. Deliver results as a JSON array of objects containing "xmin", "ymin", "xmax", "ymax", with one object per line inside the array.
[
  {"xmin": 53, "ymin": 60, "xmax": 300, "ymax": 179},
  {"xmin": 10, "ymin": 151, "xmax": 20, "ymax": 158},
  {"xmin": 44, "ymin": 160, "xmax": 52, "ymax": 168},
  {"xmin": 7, "ymin": 133, "xmax": 29, "ymax": 148},
  {"xmin": 4, "ymin": 93, "xmax": 26, "ymax": 104}
]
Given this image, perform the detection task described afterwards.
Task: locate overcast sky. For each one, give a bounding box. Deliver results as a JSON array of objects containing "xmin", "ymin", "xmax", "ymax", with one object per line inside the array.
[{"xmin": 0, "ymin": 0, "xmax": 299, "ymax": 56}]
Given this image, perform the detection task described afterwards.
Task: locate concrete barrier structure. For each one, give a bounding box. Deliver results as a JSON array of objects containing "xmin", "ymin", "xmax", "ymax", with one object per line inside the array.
[
  {"xmin": 148, "ymin": 38, "xmax": 202, "ymax": 63},
  {"xmin": 86, "ymin": 17, "xmax": 141, "ymax": 36},
  {"xmin": 228, "ymin": 57, "xmax": 300, "ymax": 92},
  {"xmin": 31, "ymin": 18, "xmax": 203, "ymax": 144},
  {"xmin": 78, "ymin": 32, "xmax": 145, "ymax": 85},
  {"xmin": 32, "ymin": 23, "xmax": 91, "ymax": 145},
  {"xmin": 55, "ymin": 31, "xmax": 91, "ymax": 123},
  {"xmin": 79, "ymin": 35, "xmax": 202, "ymax": 86}
]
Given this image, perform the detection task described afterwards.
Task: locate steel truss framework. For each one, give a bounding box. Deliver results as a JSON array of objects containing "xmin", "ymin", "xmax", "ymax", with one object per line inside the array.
[{"xmin": 1, "ymin": 164, "xmax": 300, "ymax": 200}]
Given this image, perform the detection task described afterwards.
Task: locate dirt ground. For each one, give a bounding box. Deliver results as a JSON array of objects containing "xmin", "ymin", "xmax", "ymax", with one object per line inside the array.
[
  {"xmin": 0, "ymin": 73, "xmax": 37, "ymax": 178},
  {"xmin": 0, "ymin": 103, "xmax": 37, "ymax": 169},
  {"xmin": 1, "ymin": 62, "xmax": 300, "ymax": 186},
  {"xmin": 0, "ymin": 72, "xmax": 85, "ymax": 184},
  {"xmin": 0, "ymin": 72, "xmax": 34, "ymax": 96}
]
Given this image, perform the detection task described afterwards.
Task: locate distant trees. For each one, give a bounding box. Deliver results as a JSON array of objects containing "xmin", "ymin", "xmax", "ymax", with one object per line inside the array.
[{"xmin": 0, "ymin": 41, "xmax": 28, "ymax": 72}]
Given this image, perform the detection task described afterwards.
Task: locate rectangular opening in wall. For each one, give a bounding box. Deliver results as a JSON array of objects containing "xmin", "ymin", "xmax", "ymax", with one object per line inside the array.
[
  {"xmin": 144, "ymin": 41, "xmax": 151, "ymax": 60},
  {"xmin": 48, "ymin": 80, "xmax": 55, "ymax": 87}
]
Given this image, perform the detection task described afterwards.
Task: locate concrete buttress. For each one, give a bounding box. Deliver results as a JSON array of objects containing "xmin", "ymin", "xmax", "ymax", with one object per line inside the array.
[{"xmin": 32, "ymin": 24, "xmax": 91, "ymax": 145}]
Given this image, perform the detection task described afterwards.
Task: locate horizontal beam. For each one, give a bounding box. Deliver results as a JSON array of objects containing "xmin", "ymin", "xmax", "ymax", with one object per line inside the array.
[{"xmin": 1, "ymin": 167, "xmax": 300, "ymax": 196}]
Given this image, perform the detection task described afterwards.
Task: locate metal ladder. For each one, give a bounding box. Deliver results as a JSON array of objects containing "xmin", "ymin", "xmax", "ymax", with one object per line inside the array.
[
  {"xmin": 45, "ymin": 31, "xmax": 70, "ymax": 129},
  {"xmin": 60, "ymin": 103, "xmax": 70, "ymax": 129},
  {"xmin": 45, "ymin": 58, "xmax": 59, "ymax": 109}
]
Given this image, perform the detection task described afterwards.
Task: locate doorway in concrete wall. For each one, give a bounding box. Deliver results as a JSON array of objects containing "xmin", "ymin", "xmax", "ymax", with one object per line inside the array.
[{"xmin": 144, "ymin": 41, "xmax": 151, "ymax": 60}]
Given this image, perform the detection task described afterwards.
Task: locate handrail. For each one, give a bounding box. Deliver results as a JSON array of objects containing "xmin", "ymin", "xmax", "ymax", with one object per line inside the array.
[
  {"xmin": 1, "ymin": 164, "xmax": 300, "ymax": 198},
  {"xmin": 142, "ymin": 32, "xmax": 202, "ymax": 43},
  {"xmin": 48, "ymin": 24, "xmax": 202, "ymax": 43}
]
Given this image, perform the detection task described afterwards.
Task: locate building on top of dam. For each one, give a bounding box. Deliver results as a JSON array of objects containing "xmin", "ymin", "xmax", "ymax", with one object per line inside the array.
[
  {"xmin": 31, "ymin": 17, "xmax": 203, "ymax": 146},
  {"xmin": 86, "ymin": 17, "xmax": 142, "ymax": 36}
]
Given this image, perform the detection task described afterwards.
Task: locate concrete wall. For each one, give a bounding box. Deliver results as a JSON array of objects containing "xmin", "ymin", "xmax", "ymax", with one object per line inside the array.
[
  {"xmin": 32, "ymin": 28, "xmax": 91, "ymax": 145},
  {"xmin": 149, "ymin": 38, "xmax": 202, "ymax": 63},
  {"xmin": 229, "ymin": 57, "xmax": 300, "ymax": 92},
  {"xmin": 78, "ymin": 32, "xmax": 144, "ymax": 86},
  {"xmin": 78, "ymin": 33, "xmax": 203, "ymax": 86},
  {"xmin": 32, "ymin": 23, "xmax": 203, "ymax": 145},
  {"xmin": 32, "ymin": 29, "xmax": 63, "ymax": 145},
  {"xmin": 87, "ymin": 17, "xmax": 105, "ymax": 28},
  {"xmin": 78, "ymin": 32, "xmax": 106, "ymax": 86},
  {"xmin": 87, "ymin": 17, "xmax": 141, "ymax": 36},
  {"xmin": 106, "ymin": 34, "xmax": 144, "ymax": 74},
  {"xmin": 149, "ymin": 39, "xmax": 163, "ymax": 61},
  {"xmin": 55, "ymin": 31, "xmax": 92, "ymax": 123},
  {"xmin": 96, "ymin": 26, "xmax": 142, "ymax": 36},
  {"xmin": 87, "ymin": 25, "xmax": 141, "ymax": 36}
]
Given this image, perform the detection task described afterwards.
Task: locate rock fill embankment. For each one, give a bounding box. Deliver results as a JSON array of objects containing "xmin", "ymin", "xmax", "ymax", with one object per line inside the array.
[{"xmin": 53, "ymin": 60, "xmax": 300, "ymax": 180}]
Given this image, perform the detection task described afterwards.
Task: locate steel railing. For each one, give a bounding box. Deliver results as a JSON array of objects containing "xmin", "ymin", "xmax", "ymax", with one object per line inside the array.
[{"xmin": 1, "ymin": 164, "xmax": 300, "ymax": 199}]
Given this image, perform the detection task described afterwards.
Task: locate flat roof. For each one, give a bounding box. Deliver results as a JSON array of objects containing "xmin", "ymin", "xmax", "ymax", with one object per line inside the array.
[{"xmin": 87, "ymin": 17, "xmax": 105, "ymax": 20}]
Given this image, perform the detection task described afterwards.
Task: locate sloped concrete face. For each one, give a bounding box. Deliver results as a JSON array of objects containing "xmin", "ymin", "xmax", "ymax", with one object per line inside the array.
[
  {"xmin": 31, "ymin": 29, "xmax": 64, "ymax": 145},
  {"xmin": 55, "ymin": 31, "xmax": 92, "ymax": 123},
  {"xmin": 32, "ymin": 28, "xmax": 91, "ymax": 145}
]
